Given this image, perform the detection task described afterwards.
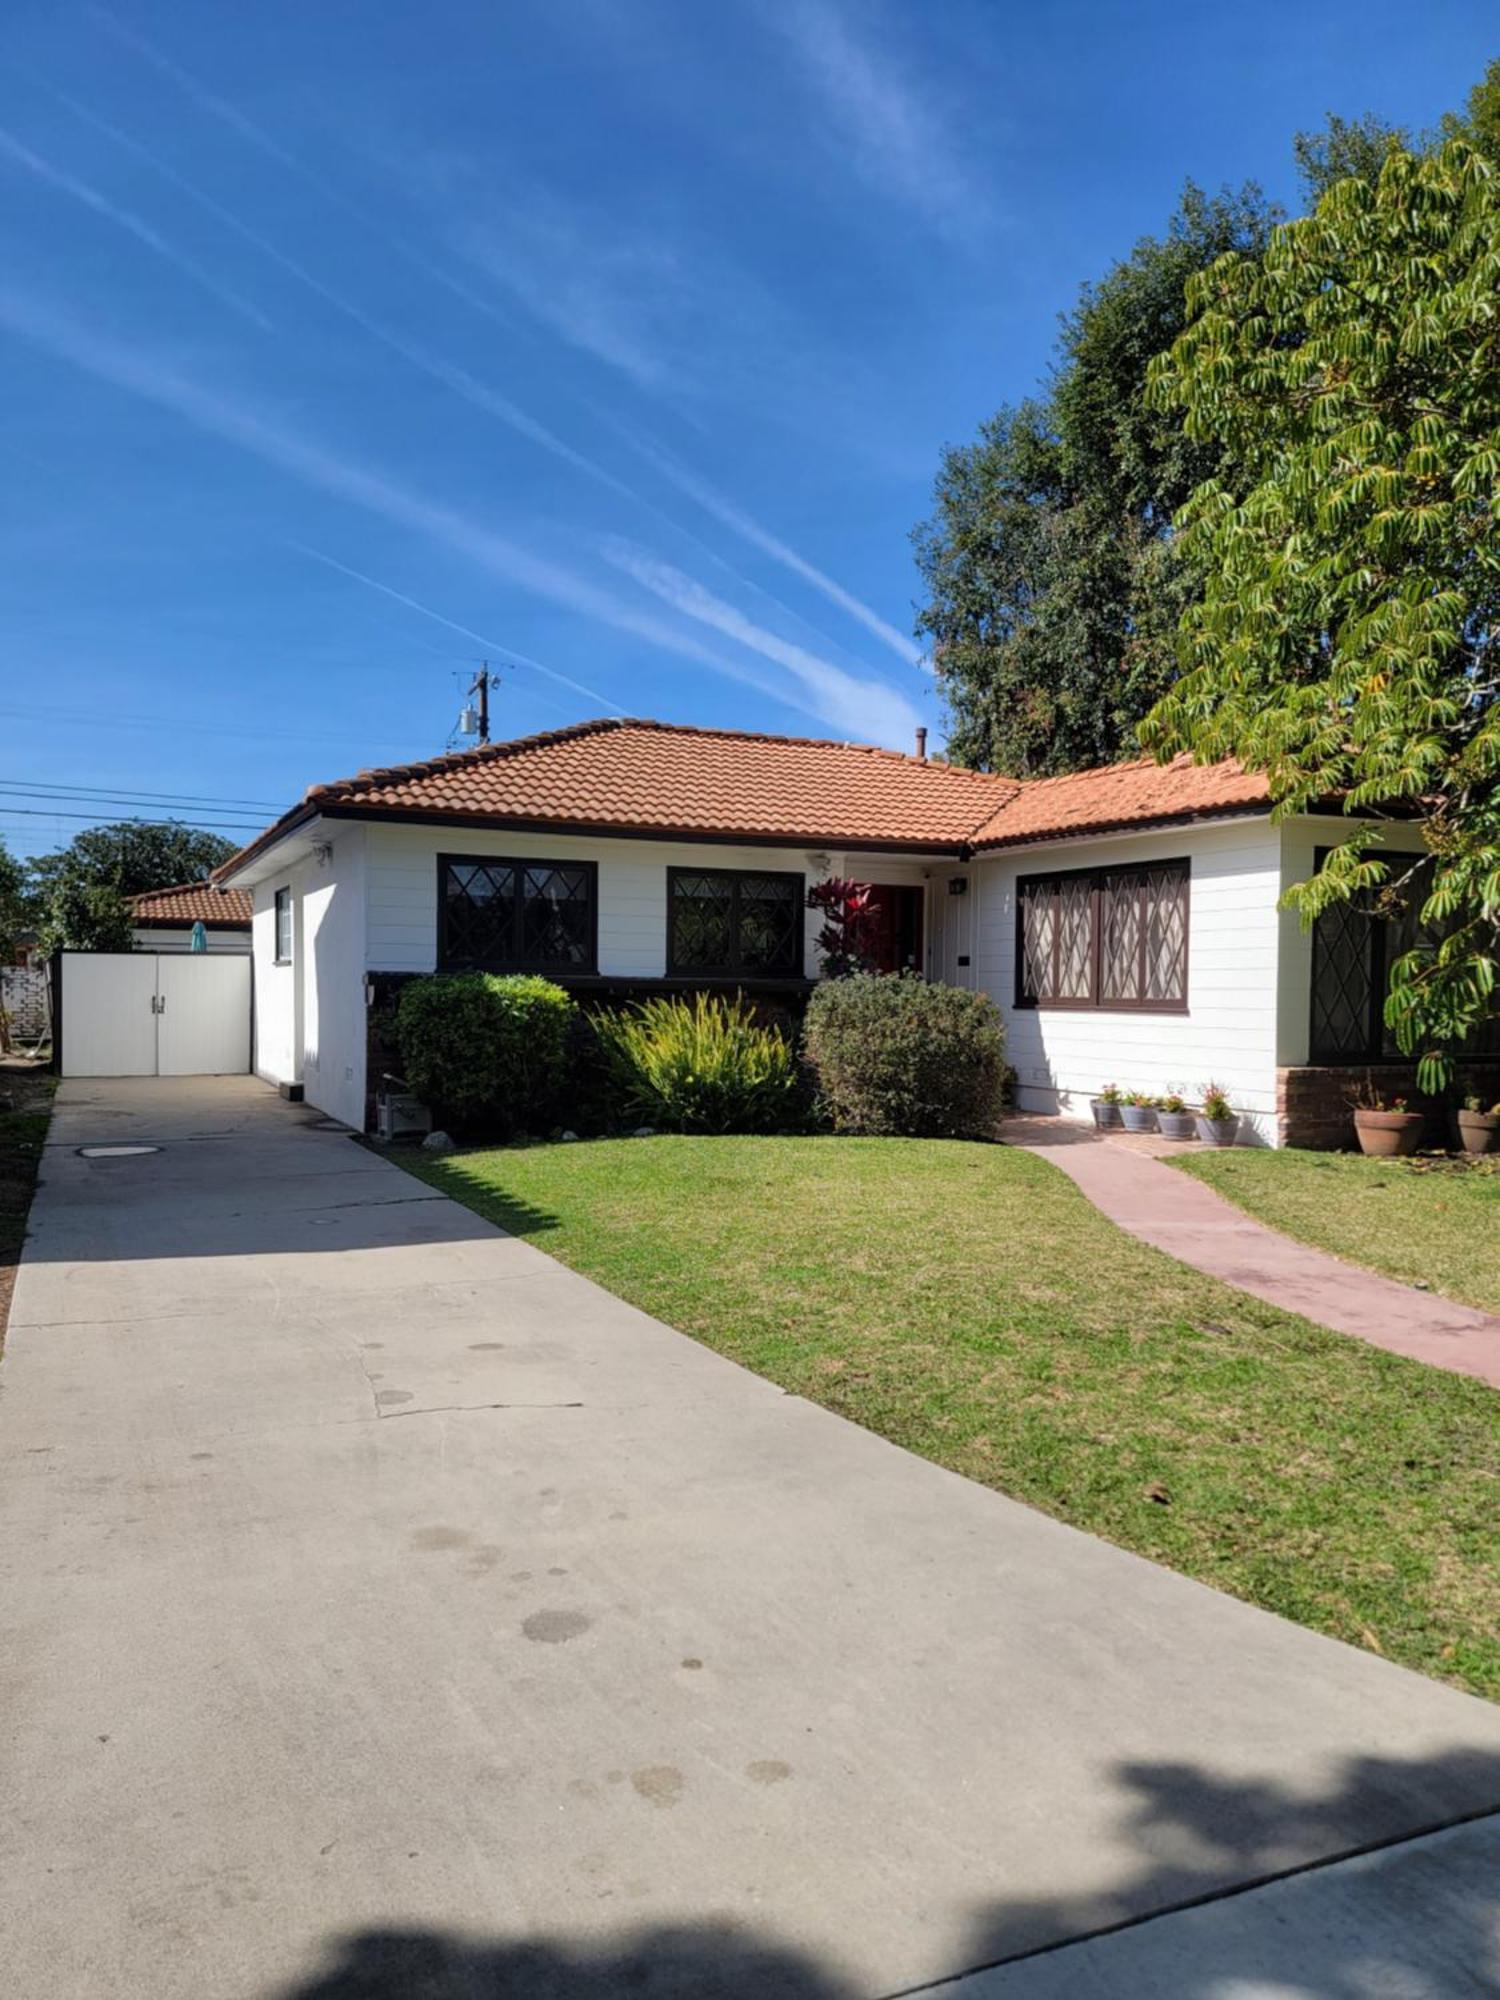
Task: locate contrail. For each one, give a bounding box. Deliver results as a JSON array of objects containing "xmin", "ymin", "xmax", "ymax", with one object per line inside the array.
[
  {"xmin": 293, "ymin": 546, "xmax": 626, "ymax": 715},
  {"xmin": 0, "ymin": 123, "xmax": 273, "ymax": 331}
]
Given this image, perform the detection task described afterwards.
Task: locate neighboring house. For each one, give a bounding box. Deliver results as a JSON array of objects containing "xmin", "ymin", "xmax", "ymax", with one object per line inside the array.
[
  {"xmin": 213, "ymin": 717, "xmax": 1498, "ymax": 1145},
  {"xmin": 129, "ymin": 882, "xmax": 252, "ymax": 954}
]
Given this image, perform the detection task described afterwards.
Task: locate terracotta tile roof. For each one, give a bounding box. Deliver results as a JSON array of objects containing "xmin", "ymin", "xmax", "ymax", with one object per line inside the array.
[
  {"xmin": 295, "ymin": 719, "xmax": 1011, "ymax": 850},
  {"xmin": 131, "ymin": 882, "xmax": 252, "ymax": 926},
  {"xmin": 216, "ymin": 719, "xmax": 1271, "ymax": 878},
  {"xmin": 972, "ymin": 753, "xmax": 1269, "ymax": 850}
]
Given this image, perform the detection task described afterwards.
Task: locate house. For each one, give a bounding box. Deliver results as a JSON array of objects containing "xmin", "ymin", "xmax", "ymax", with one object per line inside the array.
[
  {"xmin": 213, "ymin": 717, "xmax": 1498, "ymax": 1146},
  {"xmin": 129, "ymin": 882, "xmax": 252, "ymax": 954}
]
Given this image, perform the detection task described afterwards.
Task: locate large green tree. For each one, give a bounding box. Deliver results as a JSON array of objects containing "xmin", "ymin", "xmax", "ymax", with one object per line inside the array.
[
  {"xmin": 913, "ymin": 184, "xmax": 1276, "ymax": 776},
  {"xmin": 1143, "ymin": 140, "xmax": 1500, "ymax": 1083},
  {"xmin": 31, "ymin": 820, "xmax": 237, "ymax": 954}
]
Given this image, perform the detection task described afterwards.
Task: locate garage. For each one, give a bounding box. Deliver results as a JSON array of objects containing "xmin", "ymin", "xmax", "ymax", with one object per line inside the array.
[{"xmin": 54, "ymin": 951, "xmax": 251, "ymax": 1078}]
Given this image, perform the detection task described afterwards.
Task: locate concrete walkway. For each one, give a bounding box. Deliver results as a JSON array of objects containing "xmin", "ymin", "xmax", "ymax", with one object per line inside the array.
[
  {"xmin": 1005, "ymin": 1115, "xmax": 1500, "ymax": 1390},
  {"xmin": 4, "ymin": 1079, "xmax": 1500, "ymax": 2000}
]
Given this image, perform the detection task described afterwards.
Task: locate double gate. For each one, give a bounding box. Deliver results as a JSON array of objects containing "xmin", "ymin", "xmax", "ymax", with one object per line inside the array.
[{"xmin": 56, "ymin": 952, "xmax": 251, "ymax": 1078}]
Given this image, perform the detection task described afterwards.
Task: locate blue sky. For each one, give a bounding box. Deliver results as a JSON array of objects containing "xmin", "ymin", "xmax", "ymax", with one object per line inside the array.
[{"xmin": 1, "ymin": 1, "xmax": 1494, "ymax": 856}]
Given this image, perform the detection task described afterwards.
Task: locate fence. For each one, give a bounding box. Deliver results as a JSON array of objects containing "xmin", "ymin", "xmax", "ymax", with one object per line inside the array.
[{"xmin": 1, "ymin": 963, "xmax": 51, "ymax": 1046}]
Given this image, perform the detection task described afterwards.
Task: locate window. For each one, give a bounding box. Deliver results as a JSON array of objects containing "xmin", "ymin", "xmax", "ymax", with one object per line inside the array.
[
  {"xmin": 1308, "ymin": 849, "xmax": 1432, "ymax": 1062},
  {"xmin": 273, "ymin": 886, "xmax": 293, "ymax": 964},
  {"xmin": 667, "ymin": 868, "xmax": 804, "ymax": 977},
  {"xmin": 438, "ymin": 856, "xmax": 597, "ymax": 973},
  {"xmin": 1016, "ymin": 861, "xmax": 1189, "ymax": 1011}
]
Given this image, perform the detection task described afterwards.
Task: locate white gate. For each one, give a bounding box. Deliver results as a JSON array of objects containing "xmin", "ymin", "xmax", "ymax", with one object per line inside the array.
[{"xmin": 59, "ymin": 952, "xmax": 251, "ymax": 1078}]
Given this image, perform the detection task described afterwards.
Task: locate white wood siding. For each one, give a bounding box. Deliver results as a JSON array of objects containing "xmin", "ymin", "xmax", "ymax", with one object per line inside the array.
[
  {"xmin": 363, "ymin": 823, "xmax": 906, "ymax": 978},
  {"xmin": 299, "ymin": 827, "xmax": 368, "ymax": 1127},
  {"xmin": 973, "ymin": 819, "xmax": 1283, "ymax": 1144}
]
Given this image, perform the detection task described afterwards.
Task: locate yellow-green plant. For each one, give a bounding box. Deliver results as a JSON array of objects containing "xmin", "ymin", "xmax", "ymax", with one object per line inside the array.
[{"xmin": 594, "ymin": 993, "xmax": 800, "ymax": 1134}]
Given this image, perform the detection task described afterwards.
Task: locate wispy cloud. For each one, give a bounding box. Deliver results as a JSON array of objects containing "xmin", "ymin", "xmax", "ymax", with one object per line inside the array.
[
  {"xmin": 293, "ymin": 547, "xmax": 625, "ymax": 714},
  {"xmin": 604, "ymin": 539, "xmax": 921, "ymax": 744},
  {"xmin": 0, "ymin": 123, "xmax": 273, "ymax": 331},
  {"xmin": 0, "ymin": 288, "xmax": 888, "ymax": 728},
  {"xmin": 89, "ymin": 6, "xmax": 521, "ymax": 340},
  {"xmin": 619, "ymin": 427, "xmax": 924, "ymax": 667},
  {"xmin": 761, "ymin": 0, "xmax": 985, "ymax": 239}
]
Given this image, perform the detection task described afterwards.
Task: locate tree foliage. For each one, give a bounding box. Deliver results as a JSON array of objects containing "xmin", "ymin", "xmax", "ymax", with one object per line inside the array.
[
  {"xmin": 0, "ymin": 839, "xmax": 37, "ymax": 963},
  {"xmin": 913, "ymin": 185, "xmax": 1276, "ymax": 776},
  {"xmin": 1143, "ymin": 140, "xmax": 1500, "ymax": 1083},
  {"xmin": 30, "ymin": 820, "xmax": 238, "ymax": 954}
]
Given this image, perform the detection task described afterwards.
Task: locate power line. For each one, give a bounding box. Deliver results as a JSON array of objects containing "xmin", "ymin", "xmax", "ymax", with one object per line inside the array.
[
  {"xmin": 0, "ymin": 780, "xmax": 285, "ymax": 811},
  {"xmin": 0, "ymin": 806, "xmax": 266, "ymax": 829}
]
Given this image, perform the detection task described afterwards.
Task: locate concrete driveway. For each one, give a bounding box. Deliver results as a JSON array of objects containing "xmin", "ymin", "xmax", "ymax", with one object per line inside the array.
[{"xmin": 3, "ymin": 1077, "xmax": 1499, "ymax": 2000}]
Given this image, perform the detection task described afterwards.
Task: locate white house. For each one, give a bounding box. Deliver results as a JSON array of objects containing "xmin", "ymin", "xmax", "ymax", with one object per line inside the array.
[
  {"xmin": 130, "ymin": 882, "xmax": 252, "ymax": 954},
  {"xmin": 214, "ymin": 717, "xmax": 1493, "ymax": 1146}
]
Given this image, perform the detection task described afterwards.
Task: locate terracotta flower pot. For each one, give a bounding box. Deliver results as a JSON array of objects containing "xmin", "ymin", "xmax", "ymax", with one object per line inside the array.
[
  {"xmin": 1119, "ymin": 1103, "xmax": 1158, "ymax": 1133},
  {"xmin": 1455, "ymin": 1108, "xmax": 1500, "ymax": 1156},
  {"xmin": 1194, "ymin": 1114, "xmax": 1240, "ymax": 1148},
  {"xmin": 1091, "ymin": 1100, "xmax": 1121, "ymax": 1130},
  {"xmin": 1353, "ymin": 1108, "xmax": 1425, "ymax": 1158},
  {"xmin": 1156, "ymin": 1109, "xmax": 1197, "ymax": 1140}
]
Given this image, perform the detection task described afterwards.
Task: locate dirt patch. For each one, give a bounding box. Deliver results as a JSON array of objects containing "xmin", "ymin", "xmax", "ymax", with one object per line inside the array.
[{"xmin": 0, "ymin": 1057, "xmax": 56, "ymax": 1350}]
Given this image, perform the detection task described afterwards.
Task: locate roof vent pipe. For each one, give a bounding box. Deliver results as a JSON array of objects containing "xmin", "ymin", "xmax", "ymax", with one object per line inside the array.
[{"xmin": 915, "ymin": 726, "xmax": 927, "ymax": 760}]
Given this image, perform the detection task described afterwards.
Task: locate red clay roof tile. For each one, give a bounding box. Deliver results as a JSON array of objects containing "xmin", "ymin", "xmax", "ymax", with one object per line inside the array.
[
  {"xmin": 131, "ymin": 882, "xmax": 252, "ymax": 925},
  {"xmin": 216, "ymin": 719, "xmax": 1269, "ymax": 878}
]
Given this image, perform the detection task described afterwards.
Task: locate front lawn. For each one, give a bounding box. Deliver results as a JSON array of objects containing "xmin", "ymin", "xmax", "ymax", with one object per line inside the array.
[
  {"xmin": 401, "ymin": 1134, "xmax": 1500, "ymax": 1701},
  {"xmin": 1174, "ymin": 1148, "xmax": 1500, "ymax": 1317}
]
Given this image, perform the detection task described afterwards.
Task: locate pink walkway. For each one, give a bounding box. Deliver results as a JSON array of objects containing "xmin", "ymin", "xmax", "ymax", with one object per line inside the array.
[{"xmin": 1003, "ymin": 1115, "xmax": 1500, "ymax": 1391}]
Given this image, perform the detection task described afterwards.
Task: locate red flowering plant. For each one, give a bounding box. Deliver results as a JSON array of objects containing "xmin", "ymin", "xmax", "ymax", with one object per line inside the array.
[{"xmin": 807, "ymin": 877, "xmax": 880, "ymax": 978}]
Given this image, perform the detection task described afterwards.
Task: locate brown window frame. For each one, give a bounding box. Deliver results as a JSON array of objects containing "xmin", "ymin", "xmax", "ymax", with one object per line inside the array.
[
  {"xmin": 1015, "ymin": 859, "xmax": 1190, "ymax": 1014},
  {"xmin": 666, "ymin": 866, "xmax": 806, "ymax": 979},
  {"xmin": 436, "ymin": 853, "xmax": 599, "ymax": 976}
]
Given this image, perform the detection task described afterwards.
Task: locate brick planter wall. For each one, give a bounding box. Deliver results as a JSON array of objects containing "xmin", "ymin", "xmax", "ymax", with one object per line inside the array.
[{"xmin": 1277, "ymin": 1060, "xmax": 1500, "ymax": 1150}]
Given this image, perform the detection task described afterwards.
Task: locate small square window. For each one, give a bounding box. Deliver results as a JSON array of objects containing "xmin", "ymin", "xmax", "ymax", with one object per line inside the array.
[{"xmin": 273, "ymin": 886, "xmax": 293, "ymax": 964}]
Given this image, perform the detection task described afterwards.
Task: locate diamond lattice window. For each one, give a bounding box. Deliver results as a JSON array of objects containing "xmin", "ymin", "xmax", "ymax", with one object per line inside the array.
[
  {"xmin": 668, "ymin": 869, "xmax": 803, "ymax": 976},
  {"xmin": 1017, "ymin": 861, "xmax": 1188, "ymax": 1011},
  {"xmin": 439, "ymin": 857, "xmax": 595, "ymax": 973}
]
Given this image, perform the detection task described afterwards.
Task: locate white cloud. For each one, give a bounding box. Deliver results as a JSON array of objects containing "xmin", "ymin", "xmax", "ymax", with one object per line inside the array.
[
  {"xmin": 762, "ymin": 0, "xmax": 985, "ymax": 239},
  {"xmin": 620, "ymin": 428, "xmax": 924, "ymax": 667},
  {"xmin": 0, "ymin": 288, "xmax": 919, "ymax": 732},
  {"xmin": 603, "ymin": 538, "xmax": 921, "ymax": 745}
]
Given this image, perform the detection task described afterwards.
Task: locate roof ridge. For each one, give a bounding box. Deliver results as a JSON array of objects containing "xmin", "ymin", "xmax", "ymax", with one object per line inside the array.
[{"xmin": 306, "ymin": 717, "xmax": 628, "ymax": 803}]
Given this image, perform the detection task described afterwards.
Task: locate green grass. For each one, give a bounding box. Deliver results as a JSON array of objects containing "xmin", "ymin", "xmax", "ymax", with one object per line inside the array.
[
  {"xmin": 398, "ymin": 1133, "xmax": 1500, "ymax": 1702},
  {"xmin": 1173, "ymin": 1148, "xmax": 1500, "ymax": 1317}
]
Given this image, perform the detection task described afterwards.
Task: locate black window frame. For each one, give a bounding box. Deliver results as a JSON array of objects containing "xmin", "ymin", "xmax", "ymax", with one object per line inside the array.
[
  {"xmin": 273, "ymin": 885, "xmax": 293, "ymax": 965},
  {"xmin": 1015, "ymin": 859, "xmax": 1190, "ymax": 1014},
  {"xmin": 666, "ymin": 866, "xmax": 806, "ymax": 979},
  {"xmin": 436, "ymin": 853, "xmax": 599, "ymax": 976},
  {"xmin": 1308, "ymin": 846, "xmax": 1424, "ymax": 1064}
]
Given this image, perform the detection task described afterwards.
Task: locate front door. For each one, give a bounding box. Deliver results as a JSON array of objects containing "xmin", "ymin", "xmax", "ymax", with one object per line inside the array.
[{"xmin": 864, "ymin": 885, "xmax": 924, "ymax": 974}]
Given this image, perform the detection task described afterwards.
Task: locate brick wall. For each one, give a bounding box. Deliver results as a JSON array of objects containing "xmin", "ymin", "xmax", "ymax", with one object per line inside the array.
[{"xmin": 1277, "ymin": 1060, "xmax": 1500, "ymax": 1149}]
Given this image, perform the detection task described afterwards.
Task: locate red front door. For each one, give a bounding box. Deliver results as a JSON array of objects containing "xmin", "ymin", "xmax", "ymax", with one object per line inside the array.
[{"xmin": 864, "ymin": 885, "xmax": 924, "ymax": 974}]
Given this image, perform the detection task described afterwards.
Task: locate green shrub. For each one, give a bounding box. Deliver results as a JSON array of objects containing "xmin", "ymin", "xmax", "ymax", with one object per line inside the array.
[
  {"xmin": 594, "ymin": 992, "xmax": 801, "ymax": 1134},
  {"xmin": 803, "ymin": 974, "xmax": 1007, "ymax": 1138},
  {"xmin": 395, "ymin": 972, "xmax": 576, "ymax": 1138}
]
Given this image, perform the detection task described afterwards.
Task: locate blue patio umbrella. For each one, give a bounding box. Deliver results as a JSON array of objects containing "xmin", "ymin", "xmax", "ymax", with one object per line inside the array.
[{"xmin": 189, "ymin": 920, "xmax": 208, "ymax": 953}]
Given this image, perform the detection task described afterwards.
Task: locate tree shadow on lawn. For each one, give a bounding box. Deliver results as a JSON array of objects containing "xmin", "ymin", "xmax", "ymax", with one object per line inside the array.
[{"xmin": 268, "ymin": 1745, "xmax": 1500, "ymax": 1998}]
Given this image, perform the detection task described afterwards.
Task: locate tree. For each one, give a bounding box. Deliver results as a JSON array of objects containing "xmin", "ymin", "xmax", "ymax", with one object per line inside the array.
[
  {"xmin": 1142, "ymin": 140, "xmax": 1500, "ymax": 1085},
  {"xmin": 1292, "ymin": 112, "xmax": 1408, "ymax": 202},
  {"xmin": 31, "ymin": 820, "xmax": 237, "ymax": 954},
  {"xmin": 913, "ymin": 184, "xmax": 1277, "ymax": 776},
  {"xmin": 0, "ymin": 839, "xmax": 35, "ymax": 963}
]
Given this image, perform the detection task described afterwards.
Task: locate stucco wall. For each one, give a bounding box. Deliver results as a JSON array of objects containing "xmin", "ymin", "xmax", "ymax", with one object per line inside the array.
[
  {"xmin": 251, "ymin": 871, "xmax": 301, "ymax": 1089},
  {"xmin": 972, "ymin": 819, "xmax": 1284, "ymax": 1144}
]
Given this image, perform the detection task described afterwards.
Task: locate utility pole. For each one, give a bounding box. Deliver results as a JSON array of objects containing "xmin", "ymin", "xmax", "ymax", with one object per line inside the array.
[{"xmin": 469, "ymin": 663, "xmax": 493, "ymax": 745}]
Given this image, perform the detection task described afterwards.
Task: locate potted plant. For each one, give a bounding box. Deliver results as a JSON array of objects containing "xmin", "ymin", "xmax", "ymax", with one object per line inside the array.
[
  {"xmin": 1118, "ymin": 1091, "xmax": 1158, "ymax": 1134},
  {"xmin": 1352, "ymin": 1089, "xmax": 1425, "ymax": 1158},
  {"xmin": 1456, "ymin": 1095, "xmax": 1500, "ymax": 1156},
  {"xmin": 1155, "ymin": 1091, "xmax": 1197, "ymax": 1140},
  {"xmin": 1195, "ymin": 1082, "xmax": 1240, "ymax": 1148},
  {"xmin": 1090, "ymin": 1082, "xmax": 1122, "ymax": 1130}
]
